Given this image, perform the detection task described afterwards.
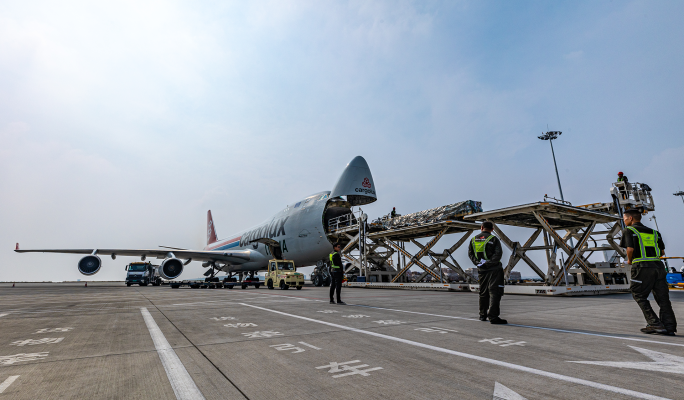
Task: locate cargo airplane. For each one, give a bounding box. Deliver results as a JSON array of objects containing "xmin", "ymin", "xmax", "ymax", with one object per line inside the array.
[{"xmin": 15, "ymin": 156, "xmax": 377, "ymax": 283}]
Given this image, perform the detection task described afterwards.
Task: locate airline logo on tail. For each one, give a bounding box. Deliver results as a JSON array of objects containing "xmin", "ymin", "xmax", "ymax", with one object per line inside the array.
[
  {"xmin": 362, "ymin": 178, "xmax": 372, "ymax": 188},
  {"xmin": 207, "ymin": 210, "xmax": 218, "ymax": 245}
]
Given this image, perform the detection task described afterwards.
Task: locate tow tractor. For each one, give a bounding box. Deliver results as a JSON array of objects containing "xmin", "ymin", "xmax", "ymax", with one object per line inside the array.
[{"xmin": 265, "ymin": 259, "xmax": 304, "ymax": 290}]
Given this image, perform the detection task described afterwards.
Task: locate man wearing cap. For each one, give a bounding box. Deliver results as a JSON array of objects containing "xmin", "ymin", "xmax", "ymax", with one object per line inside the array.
[
  {"xmin": 468, "ymin": 221, "xmax": 506, "ymax": 324},
  {"xmin": 621, "ymin": 209, "xmax": 676, "ymax": 336}
]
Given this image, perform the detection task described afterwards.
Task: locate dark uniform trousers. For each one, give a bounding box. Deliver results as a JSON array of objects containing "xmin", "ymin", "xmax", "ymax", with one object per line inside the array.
[
  {"xmin": 479, "ymin": 268, "xmax": 504, "ymax": 319},
  {"xmin": 631, "ymin": 265, "xmax": 677, "ymax": 332},
  {"xmin": 330, "ymin": 269, "xmax": 343, "ymax": 302}
]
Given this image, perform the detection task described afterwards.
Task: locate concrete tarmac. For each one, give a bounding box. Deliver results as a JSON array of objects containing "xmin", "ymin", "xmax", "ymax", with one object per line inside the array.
[{"xmin": 0, "ymin": 282, "xmax": 682, "ymax": 399}]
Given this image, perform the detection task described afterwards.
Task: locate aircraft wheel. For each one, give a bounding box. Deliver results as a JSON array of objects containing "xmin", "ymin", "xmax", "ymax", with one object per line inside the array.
[
  {"xmin": 312, "ymin": 275, "xmax": 321, "ymax": 287},
  {"xmin": 254, "ymin": 284, "xmax": 260, "ymax": 289},
  {"xmin": 126, "ymin": 283, "xmax": 131, "ymax": 287},
  {"xmin": 323, "ymin": 277, "xmax": 331, "ymax": 287},
  {"xmin": 241, "ymin": 284, "xmax": 247, "ymax": 289},
  {"xmin": 227, "ymin": 285, "xmax": 233, "ymax": 289}
]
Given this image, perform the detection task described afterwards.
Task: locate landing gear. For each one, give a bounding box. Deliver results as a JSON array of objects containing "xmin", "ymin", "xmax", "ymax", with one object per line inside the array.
[{"xmin": 312, "ymin": 263, "xmax": 332, "ymax": 287}]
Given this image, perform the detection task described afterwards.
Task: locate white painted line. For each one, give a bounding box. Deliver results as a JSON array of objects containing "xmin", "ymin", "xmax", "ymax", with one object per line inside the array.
[
  {"xmin": 0, "ymin": 314, "xmax": 8, "ymax": 318},
  {"xmin": 354, "ymin": 304, "xmax": 684, "ymax": 348},
  {"xmin": 431, "ymin": 327, "xmax": 459, "ymax": 333},
  {"xmin": 140, "ymin": 308, "xmax": 205, "ymax": 400},
  {"xmin": 494, "ymin": 382, "xmax": 527, "ymax": 400},
  {"xmin": 0, "ymin": 375, "xmax": 19, "ymax": 394},
  {"xmin": 570, "ymin": 346, "xmax": 684, "ymax": 374},
  {"xmin": 299, "ymin": 341, "xmax": 322, "ymax": 350},
  {"xmin": 240, "ymin": 303, "xmax": 669, "ymax": 400}
]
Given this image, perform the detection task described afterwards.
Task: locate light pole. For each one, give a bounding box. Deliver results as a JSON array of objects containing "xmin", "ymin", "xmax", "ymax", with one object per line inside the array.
[
  {"xmin": 538, "ymin": 131, "xmax": 565, "ymax": 202},
  {"xmin": 675, "ymin": 191, "xmax": 684, "ymax": 207}
]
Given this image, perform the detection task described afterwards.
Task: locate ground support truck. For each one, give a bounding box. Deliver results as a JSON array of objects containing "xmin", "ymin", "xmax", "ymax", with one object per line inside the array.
[{"xmin": 125, "ymin": 262, "xmax": 162, "ymax": 286}]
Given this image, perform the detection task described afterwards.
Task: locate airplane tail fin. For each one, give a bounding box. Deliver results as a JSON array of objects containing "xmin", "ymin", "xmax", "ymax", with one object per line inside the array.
[{"xmin": 207, "ymin": 210, "xmax": 218, "ymax": 245}]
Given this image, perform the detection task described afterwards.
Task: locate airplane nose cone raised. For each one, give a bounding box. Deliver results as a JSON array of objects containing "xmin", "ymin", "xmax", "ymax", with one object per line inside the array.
[{"xmin": 331, "ymin": 156, "xmax": 377, "ymax": 206}]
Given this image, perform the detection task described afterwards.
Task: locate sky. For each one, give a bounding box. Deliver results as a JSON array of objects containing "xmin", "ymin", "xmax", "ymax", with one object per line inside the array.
[{"xmin": 1, "ymin": 0, "xmax": 683, "ymax": 282}]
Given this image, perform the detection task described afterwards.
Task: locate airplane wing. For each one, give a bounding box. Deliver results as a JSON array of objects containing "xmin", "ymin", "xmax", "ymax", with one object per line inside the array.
[{"xmin": 14, "ymin": 247, "xmax": 254, "ymax": 264}]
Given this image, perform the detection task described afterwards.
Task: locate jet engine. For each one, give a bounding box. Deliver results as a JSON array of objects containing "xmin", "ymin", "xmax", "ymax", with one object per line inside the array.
[
  {"xmin": 78, "ymin": 255, "xmax": 102, "ymax": 276},
  {"xmin": 160, "ymin": 258, "xmax": 184, "ymax": 280}
]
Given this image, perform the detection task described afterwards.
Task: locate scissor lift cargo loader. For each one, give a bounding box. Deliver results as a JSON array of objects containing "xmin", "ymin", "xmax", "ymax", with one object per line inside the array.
[
  {"xmin": 464, "ymin": 202, "xmax": 631, "ymax": 295},
  {"xmin": 332, "ymin": 218, "xmax": 480, "ymax": 288}
]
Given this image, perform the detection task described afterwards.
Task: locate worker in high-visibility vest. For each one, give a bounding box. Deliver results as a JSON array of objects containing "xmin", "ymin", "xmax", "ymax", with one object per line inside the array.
[
  {"xmin": 467, "ymin": 221, "xmax": 506, "ymax": 324},
  {"xmin": 621, "ymin": 209, "xmax": 676, "ymax": 335},
  {"xmin": 329, "ymin": 243, "xmax": 346, "ymax": 305},
  {"xmin": 617, "ymin": 171, "xmax": 631, "ymax": 199}
]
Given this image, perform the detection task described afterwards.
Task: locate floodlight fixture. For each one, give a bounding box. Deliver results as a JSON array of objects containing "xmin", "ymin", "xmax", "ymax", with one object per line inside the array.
[
  {"xmin": 675, "ymin": 191, "xmax": 684, "ymax": 206},
  {"xmin": 538, "ymin": 130, "xmax": 565, "ymax": 202}
]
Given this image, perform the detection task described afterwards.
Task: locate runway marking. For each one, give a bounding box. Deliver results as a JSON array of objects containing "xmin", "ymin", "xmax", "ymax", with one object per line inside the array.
[
  {"xmin": 316, "ymin": 360, "xmax": 383, "ymax": 378},
  {"xmin": 34, "ymin": 328, "xmax": 73, "ymax": 334},
  {"xmin": 10, "ymin": 338, "xmax": 63, "ymax": 347},
  {"xmin": 0, "ymin": 376, "xmax": 19, "ymax": 394},
  {"xmin": 0, "ymin": 353, "xmax": 48, "ymax": 365},
  {"xmin": 0, "ymin": 314, "xmax": 8, "ymax": 318},
  {"xmin": 493, "ymin": 382, "xmax": 527, "ymax": 400},
  {"xmin": 317, "ymin": 310, "xmax": 339, "ymax": 313},
  {"xmin": 372, "ymin": 320, "xmax": 406, "ymax": 325},
  {"xmin": 223, "ymin": 323, "xmax": 257, "ymax": 328},
  {"xmin": 570, "ymin": 346, "xmax": 684, "ymax": 374},
  {"xmin": 480, "ymin": 338, "xmax": 526, "ymax": 347},
  {"xmin": 270, "ymin": 343, "xmax": 305, "ymax": 353},
  {"xmin": 241, "ymin": 303, "xmax": 670, "ymax": 400},
  {"xmin": 341, "ymin": 314, "xmax": 369, "ymax": 318},
  {"xmin": 140, "ymin": 307, "xmax": 205, "ymax": 400},
  {"xmin": 353, "ymin": 304, "xmax": 684, "ymax": 348},
  {"xmin": 210, "ymin": 317, "xmax": 235, "ymax": 321},
  {"xmin": 299, "ymin": 341, "xmax": 322, "ymax": 350},
  {"xmin": 415, "ymin": 327, "xmax": 448, "ymax": 334},
  {"xmin": 242, "ymin": 331, "xmax": 283, "ymax": 339},
  {"xmin": 431, "ymin": 327, "xmax": 459, "ymax": 333}
]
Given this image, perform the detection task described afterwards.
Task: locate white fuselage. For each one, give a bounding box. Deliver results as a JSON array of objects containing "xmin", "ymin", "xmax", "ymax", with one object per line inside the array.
[{"xmin": 203, "ymin": 191, "xmax": 336, "ymax": 273}]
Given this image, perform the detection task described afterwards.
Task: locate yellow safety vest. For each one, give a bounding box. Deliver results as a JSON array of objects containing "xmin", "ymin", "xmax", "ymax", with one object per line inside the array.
[
  {"xmin": 627, "ymin": 226, "xmax": 661, "ymax": 263},
  {"xmin": 329, "ymin": 251, "xmax": 341, "ymax": 269},
  {"xmin": 472, "ymin": 235, "xmax": 495, "ymax": 260}
]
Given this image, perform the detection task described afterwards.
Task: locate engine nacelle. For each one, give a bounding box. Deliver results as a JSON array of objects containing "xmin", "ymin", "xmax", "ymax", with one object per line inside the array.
[
  {"xmin": 160, "ymin": 258, "xmax": 184, "ymax": 280},
  {"xmin": 78, "ymin": 255, "xmax": 102, "ymax": 276}
]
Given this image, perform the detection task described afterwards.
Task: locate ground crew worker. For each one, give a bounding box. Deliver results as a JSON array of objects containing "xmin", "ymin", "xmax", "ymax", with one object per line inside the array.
[
  {"xmin": 617, "ymin": 171, "xmax": 629, "ymax": 183},
  {"xmin": 329, "ymin": 243, "xmax": 346, "ymax": 305},
  {"xmin": 617, "ymin": 172, "xmax": 630, "ymax": 199},
  {"xmin": 391, "ymin": 207, "xmax": 397, "ymax": 218},
  {"xmin": 467, "ymin": 221, "xmax": 506, "ymax": 324},
  {"xmin": 621, "ymin": 209, "xmax": 677, "ymax": 336}
]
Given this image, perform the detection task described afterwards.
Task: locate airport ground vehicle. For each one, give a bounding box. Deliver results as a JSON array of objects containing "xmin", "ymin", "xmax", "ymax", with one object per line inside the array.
[
  {"xmin": 265, "ymin": 259, "xmax": 304, "ymax": 290},
  {"xmin": 125, "ymin": 262, "xmax": 161, "ymax": 286}
]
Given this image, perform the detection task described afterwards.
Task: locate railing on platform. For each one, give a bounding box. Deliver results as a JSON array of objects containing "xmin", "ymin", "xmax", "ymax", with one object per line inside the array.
[{"xmin": 328, "ymin": 213, "xmax": 358, "ymax": 233}]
